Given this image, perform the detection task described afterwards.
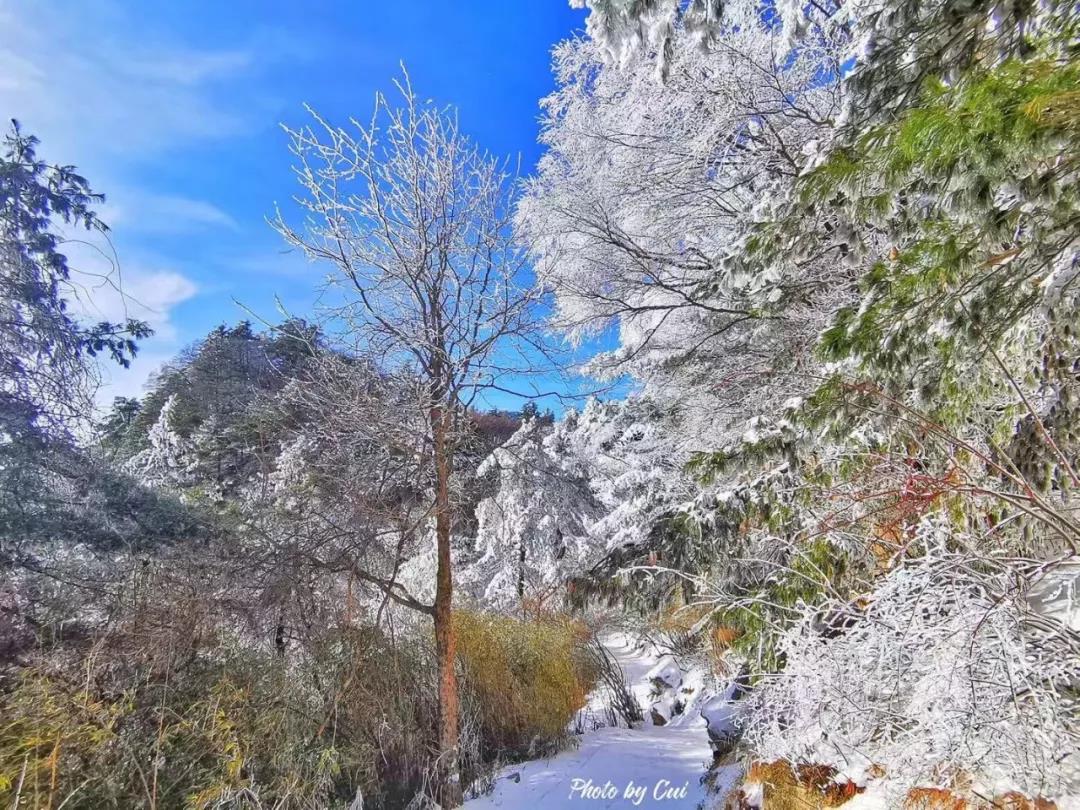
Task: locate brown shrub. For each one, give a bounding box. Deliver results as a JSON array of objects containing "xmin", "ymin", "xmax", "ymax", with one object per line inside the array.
[
  {"xmin": 994, "ymin": 792, "xmax": 1058, "ymax": 809},
  {"xmin": 904, "ymin": 788, "xmax": 1058, "ymax": 810},
  {"xmin": 737, "ymin": 760, "xmax": 865, "ymax": 809},
  {"xmin": 454, "ymin": 610, "xmax": 595, "ymax": 759},
  {"xmin": 905, "ymin": 787, "xmax": 970, "ymax": 809}
]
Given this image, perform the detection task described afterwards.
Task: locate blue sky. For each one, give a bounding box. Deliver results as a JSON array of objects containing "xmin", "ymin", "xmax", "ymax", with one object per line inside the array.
[{"xmin": 0, "ymin": 1, "xmax": 587, "ymax": 405}]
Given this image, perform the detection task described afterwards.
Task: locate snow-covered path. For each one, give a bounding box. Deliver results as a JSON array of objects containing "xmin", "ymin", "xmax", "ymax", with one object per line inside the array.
[{"xmin": 465, "ymin": 634, "xmax": 740, "ymax": 810}]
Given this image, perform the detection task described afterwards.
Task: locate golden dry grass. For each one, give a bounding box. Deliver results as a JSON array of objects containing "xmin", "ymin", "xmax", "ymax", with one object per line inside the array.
[{"xmin": 454, "ymin": 609, "xmax": 594, "ymax": 754}]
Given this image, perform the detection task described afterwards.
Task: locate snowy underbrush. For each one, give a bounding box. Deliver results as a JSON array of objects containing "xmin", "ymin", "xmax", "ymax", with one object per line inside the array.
[{"xmin": 739, "ymin": 544, "xmax": 1080, "ymax": 806}]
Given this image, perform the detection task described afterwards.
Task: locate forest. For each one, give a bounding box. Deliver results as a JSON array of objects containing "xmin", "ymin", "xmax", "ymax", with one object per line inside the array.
[{"xmin": 2, "ymin": 0, "xmax": 1079, "ymax": 807}]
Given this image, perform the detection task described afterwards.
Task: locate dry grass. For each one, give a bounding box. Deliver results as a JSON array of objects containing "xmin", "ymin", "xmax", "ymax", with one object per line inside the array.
[
  {"xmin": 454, "ymin": 610, "xmax": 595, "ymax": 758},
  {"xmin": 905, "ymin": 787, "xmax": 971, "ymax": 810},
  {"xmin": 904, "ymin": 788, "xmax": 1059, "ymax": 809},
  {"xmin": 731, "ymin": 760, "xmax": 864, "ymax": 809}
]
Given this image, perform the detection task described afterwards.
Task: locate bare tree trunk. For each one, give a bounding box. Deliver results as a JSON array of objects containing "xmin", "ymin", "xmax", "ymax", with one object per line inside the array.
[
  {"xmin": 517, "ymin": 538, "xmax": 526, "ymax": 609},
  {"xmin": 432, "ymin": 408, "xmax": 462, "ymax": 808}
]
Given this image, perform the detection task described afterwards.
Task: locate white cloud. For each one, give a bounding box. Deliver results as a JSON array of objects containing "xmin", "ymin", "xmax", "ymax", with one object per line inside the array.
[
  {"xmin": 79, "ymin": 269, "xmax": 198, "ymax": 343},
  {"xmin": 99, "ymin": 192, "xmax": 240, "ymax": 235},
  {"xmin": 59, "ymin": 238, "xmax": 199, "ymax": 407},
  {"xmin": 0, "ymin": 3, "xmax": 253, "ymax": 165},
  {"xmin": 61, "ymin": 237, "xmax": 198, "ymax": 339},
  {"xmin": 84, "ymin": 265, "xmax": 198, "ymax": 407}
]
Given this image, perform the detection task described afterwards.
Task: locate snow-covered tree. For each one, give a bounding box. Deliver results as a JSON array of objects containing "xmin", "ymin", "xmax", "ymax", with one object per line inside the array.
[
  {"xmin": 1, "ymin": 123, "xmax": 151, "ymax": 564},
  {"xmin": 272, "ymin": 72, "xmax": 542, "ymax": 807},
  {"xmin": 569, "ymin": 0, "xmax": 724, "ymax": 80},
  {"xmin": 0, "ymin": 125, "xmax": 202, "ymax": 662},
  {"xmin": 0, "ymin": 121, "xmax": 147, "ymax": 434},
  {"xmin": 126, "ymin": 393, "xmax": 197, "ymax": 488},
  {"xmin": 468, "ymin": 417, "xmax": 601, "ymax": 610},
  {"xmin": 519, "ymin": 4, "xmax": 853, "ymax": 443},
  {"xmin": 518, "ymin": 0, "xmax": 1080, "ymax": 803}
]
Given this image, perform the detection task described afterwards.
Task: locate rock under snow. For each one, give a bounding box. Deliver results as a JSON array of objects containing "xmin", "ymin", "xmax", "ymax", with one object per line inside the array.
[{"xmin": 645, "ymin": 655, "xmax": 683, "ymax": 690}]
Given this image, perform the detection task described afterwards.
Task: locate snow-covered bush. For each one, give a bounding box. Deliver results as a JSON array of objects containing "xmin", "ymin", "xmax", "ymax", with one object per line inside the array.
[{"xmin": 744, "ymin": 537, "xmax": 1080, "ymax": 802}]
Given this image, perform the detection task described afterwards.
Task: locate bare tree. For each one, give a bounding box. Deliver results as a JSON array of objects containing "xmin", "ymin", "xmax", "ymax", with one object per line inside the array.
[{"xmin": 272, "ymin": 72, "xmax": 537, "ymax": 807}]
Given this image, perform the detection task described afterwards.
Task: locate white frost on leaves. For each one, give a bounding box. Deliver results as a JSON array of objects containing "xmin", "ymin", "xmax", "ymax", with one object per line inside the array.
[
  {"xmin": 519, "ymin": 4, "xmax": 852, "ymax": 440},
  {"xmin": 268, "ymin": 433, "xmax": 318, "ymax": 512},
  {"xmin": 744, "ymin": 533, "xmax": 1080, "ymax": 802}
]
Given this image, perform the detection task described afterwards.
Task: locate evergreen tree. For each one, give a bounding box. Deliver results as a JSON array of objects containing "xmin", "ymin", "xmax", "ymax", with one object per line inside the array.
[
  {"xmin": 1, "ymin": 122, "xmax": 151, "ymax": 560},
  {"xmin": 0, "ymin": 120, "xmax": 148, "ymax": 434}
]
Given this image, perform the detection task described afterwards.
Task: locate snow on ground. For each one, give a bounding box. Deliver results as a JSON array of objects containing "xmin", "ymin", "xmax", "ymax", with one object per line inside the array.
[{"xmin": 466, "ymin": 633, "xmax": 741, "ymax": 809}]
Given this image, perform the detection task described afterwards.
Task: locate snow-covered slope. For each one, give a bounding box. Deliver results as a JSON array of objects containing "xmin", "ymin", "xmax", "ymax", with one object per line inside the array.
[{"xmin": 466, "ymin": 633, "xmax": 741, "ymax": 809}]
